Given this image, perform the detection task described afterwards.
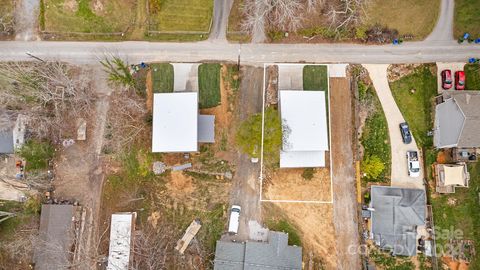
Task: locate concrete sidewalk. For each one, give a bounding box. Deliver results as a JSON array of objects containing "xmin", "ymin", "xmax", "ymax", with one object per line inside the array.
[{"xmin": 363, "ymin": 64, "xmax": 424, "ymax": 190}]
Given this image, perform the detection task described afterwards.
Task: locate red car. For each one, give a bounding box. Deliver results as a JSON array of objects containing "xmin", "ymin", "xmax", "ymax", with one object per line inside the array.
[
  {"xmin": 441, "ymin": 69, "xmax": 452, "ymax": 89},
  {"xmin": 455, "ymin": 71, "xmax": 465, "ymax": 90}
]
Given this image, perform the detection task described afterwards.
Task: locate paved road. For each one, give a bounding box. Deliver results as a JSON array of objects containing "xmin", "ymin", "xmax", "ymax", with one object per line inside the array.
[
  {"xmin": 425, "ymin": 0, "xmax": 454, "ymax": 42},
  {"xmin": 364, "ymin": 64, "xmax": 424, "ymax": 189},
  {"xmin": 2, "ymin": 40, "xmax": 479, "ymax": 64},
  {"xmin": 209, "ymin": 0, "xmax": 233, "ymax": 41}
]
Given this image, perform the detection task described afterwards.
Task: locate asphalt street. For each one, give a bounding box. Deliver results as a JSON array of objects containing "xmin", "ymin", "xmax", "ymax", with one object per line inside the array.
[{"xmin": 1, "ymin": 40, "xmax": 479, "ymax": 65}]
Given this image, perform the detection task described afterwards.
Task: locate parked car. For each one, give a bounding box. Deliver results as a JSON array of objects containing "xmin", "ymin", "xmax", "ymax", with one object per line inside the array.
[
  {"xmin": 228, "ymin": 205, "xmax": 241, "ymax": 234},
  {"xmin": 399, "ymin": 122, "xmax": 412, "ymax": 144},
  {"xmin": 455, "ymin": 71, "xmax": 465, "ymax": 90},
  {"xmin": 441, "ymin": 69, "xmax": 452, "ymax": 90},
  {"xmin": 406, "ymin": 151, "xmax": 420, "ymax": 178}
]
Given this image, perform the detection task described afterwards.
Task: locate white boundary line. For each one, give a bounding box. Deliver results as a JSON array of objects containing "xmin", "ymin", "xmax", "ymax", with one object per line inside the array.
[{"xmin": 259, "ymin": 63, "xmax": 334, "ymax": 204}]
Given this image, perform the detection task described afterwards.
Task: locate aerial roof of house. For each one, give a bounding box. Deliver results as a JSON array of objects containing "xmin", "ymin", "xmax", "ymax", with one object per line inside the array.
[
  {"xmin": 279, "ymin": 90, "xmax": 328, "ymax": 168},
  {"xmin": 214, "ymin": 231, "xmax": 302, "ymax": 270},
  {"xmin": 34, "ymin": 204, "xmax": 77, "ymax": 270},
  {"xmin": 152, "ymin": 92, "xmax": 198, "ymax": 152},
  {"xmin": 434, "ymin": 91, "xmax": 480, "ymax": 148},
  {"xmin": 107, "ymin": 213, "xmax": 136, "ymax": 270},
  {"xmin": 370, "ymin": 186, "xmax": 426, "ymax": 256}
]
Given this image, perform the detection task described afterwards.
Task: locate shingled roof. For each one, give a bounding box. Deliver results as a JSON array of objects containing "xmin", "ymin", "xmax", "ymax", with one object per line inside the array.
[
  {"xmin": 370, "ymin": 186, "xmax": 426, "ymax": 256},
  {"xmin": 434, "ymin": 91, "xmax": 480, "ymax": 148},
  {"xmin": 214, "ymin": 231, "xmax": 302, "ymax": 270}
]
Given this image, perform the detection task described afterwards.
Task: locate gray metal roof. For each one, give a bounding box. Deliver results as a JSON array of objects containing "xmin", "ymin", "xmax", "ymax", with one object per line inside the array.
[
  {"xmin": 370, "ymin": 186, "xmax": 426, "ymax": 256},
  {"xmin": 214, "ymin": 232, "xmax": 302, "ymax": 270},
  {"xmin": 434, "ymin": 91, "xmax": 480, "ymax": 148},
  {"xmin": 34, "ymin": 204, "xmax": 76, "ymax": 270},
  {"xmin": 198, "ymin": 114, "xmax": 215, "ymax": 143},
  {"xmin": 0, "ymin": 130, "xmax": 14, "ymax": 153},
  {"xmin": 0, "ymin": 111, "xmax": 15, "ymax": 154}
]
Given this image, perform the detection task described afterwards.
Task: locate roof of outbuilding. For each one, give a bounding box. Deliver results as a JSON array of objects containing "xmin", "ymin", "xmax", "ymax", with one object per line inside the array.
[
  {"xmin": 34, "ymin": 204, "xmax": 76, "ymax": 270},
  {"xmin": 370, "ymin": 186, "xmax": 426, "ymax": 256},
  {"xmin": 214, "ymin": 232, "xmax": 302, "ymax": 270}
]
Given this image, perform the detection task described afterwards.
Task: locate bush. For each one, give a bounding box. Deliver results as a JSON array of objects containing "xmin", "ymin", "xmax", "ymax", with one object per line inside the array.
[
  {"xmin": 18, "ymin": 140, "xmax": 54, "ymax": 170},
  {"xmin": 236, "ymin": 107, "xmax": 282, "ymax": 164},
  {"xmin": 24, "ymin": 195, "xmax": 42, "ymax": 214},
  {"xmin": 268, "ymin": 30, "xmax": 284, "ymax": 42},
  {"xmin": 361, "ymin": 155, "xmax": 385, "ymax": 180},
  {"xmin": 355, "ymin": 26, "xmax": 368, "ymax": 40},
  {"xmin": 301, "ymin": 168, "xmax": 315, "ymax": 180}
]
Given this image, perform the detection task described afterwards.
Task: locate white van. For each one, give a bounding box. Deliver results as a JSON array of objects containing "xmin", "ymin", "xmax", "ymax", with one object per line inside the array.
[{"xmin": 228, "ymin": 205, "xmax": 241, "ymax": 234}]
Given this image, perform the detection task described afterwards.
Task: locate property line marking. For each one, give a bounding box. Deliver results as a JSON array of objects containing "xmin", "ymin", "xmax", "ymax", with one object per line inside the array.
[{"xmin": 259, "ymin": 63, "xmax": 335, "ymax": 203}]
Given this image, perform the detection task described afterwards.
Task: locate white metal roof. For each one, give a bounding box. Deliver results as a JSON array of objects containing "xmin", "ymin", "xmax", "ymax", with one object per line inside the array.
[
  {"xmin": 280, "ymin": 151, "xmax": 325, "ymax": 168},
  {"xmin": 280, "ymin": 91, "xmax": 329, "ymax": 151},
  {"xmin": 198, "ymin": 115, "xmax": 215, "ymax": 143},
  {"xmin": 152, "ymin": 92, "xmax": 198, "ymax": 152},
  {"xmin": 107, "ymin": 213, "xmax": 135, "ymax": 270}
]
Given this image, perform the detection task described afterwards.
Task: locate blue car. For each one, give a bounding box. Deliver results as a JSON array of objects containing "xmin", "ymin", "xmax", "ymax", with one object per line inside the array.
[{"xmin": 399, "ymin": 122, "xmax": 412, "ymax": 144}]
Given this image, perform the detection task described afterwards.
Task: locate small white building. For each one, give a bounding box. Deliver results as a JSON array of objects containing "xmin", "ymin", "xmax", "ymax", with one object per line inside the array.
[
  {"xmin": 152, "ymin": 92, "xmax": 214, "ymax": 153},
  {"xmin": 107, "ymin": 212, "xmax": 137, "ymax": 270},
  {"xmin": 279, "ymin": 91, "xmax": 329, "ymax": 168}
]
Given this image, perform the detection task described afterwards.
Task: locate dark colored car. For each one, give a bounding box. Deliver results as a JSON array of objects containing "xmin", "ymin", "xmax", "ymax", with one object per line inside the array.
[
  {"xmin": 455, "ymin": 71, "xmax": 465, "ymax": 90},
  {"xmin": 441, "ymin": 69, "xmax": 452, "ymax": 90},
  {"xmin": 399, "ymin": 122, "xmax": 412, "ymax": 144}
]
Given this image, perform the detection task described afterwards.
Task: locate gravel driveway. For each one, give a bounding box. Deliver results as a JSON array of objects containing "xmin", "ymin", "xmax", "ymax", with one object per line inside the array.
[{"xmin": 364, "ymin": 64, "xmax": 424, "ymax": 189}]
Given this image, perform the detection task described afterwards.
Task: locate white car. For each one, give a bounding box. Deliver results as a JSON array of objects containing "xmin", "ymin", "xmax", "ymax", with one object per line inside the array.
[
  {"xmin": 407, "ymin": 151, "xmax": 421, "ymax": 178},
  {"xmin": 228, "ymin": 205, "xmax": 241, "ymax": 234}
]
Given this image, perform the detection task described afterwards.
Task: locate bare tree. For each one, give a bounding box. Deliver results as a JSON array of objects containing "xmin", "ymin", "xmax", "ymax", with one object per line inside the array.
[
  {"xmin": 327, "ymin": 0, "xmax": 368, "ymax": 32},
  {"xmin": 241, "ymin": 0, "xmax": 313, "ymax": 33},
  {"xmin": 0, "ymin": 61, "xmax": 96, "ymax": 141},
  {"xmin": 131, "ymin": 224, "xmax": 174, "ymax": 270}
]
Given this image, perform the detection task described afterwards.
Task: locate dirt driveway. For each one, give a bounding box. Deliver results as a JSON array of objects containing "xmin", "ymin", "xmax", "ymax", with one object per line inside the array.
[
  {"xmin": 330, "ymin": 77, "xmax": 361, "ymax": 270},
  {"xmin": 53, "ymin": 66, "xmax": 111, "ymax": 269},
  {"xmin": 226, "ymin": 66, "xmax": 263, "ymax": 241}
]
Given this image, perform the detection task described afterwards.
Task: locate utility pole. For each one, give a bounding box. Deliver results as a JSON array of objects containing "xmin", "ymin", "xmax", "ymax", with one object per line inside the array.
[
  {"xmin": 26, "ymin": 51, "xmax": 45, "ymax": 62},
  {"xmin": 237, "ymin": 44, "xmax": 241, "ymax": 71}
]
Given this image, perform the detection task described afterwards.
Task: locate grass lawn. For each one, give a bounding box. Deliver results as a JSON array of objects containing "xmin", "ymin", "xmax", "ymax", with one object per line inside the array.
[
  {"xmin": 303, "ymin": 65, "xmax": 328, "ymax": 91},
  {"xmin": 389, "ymin": 65, "xmax": 437, "ymax": 147},
  {"xmin": 148, "ymin": 0, "xmax": 213, "ymax": 32},
  {"xmin": 151, "ymin": 63, "xmax": 173, "ymax": 93},
  {"xmin": 431, "ymin": 162, "xmax": 480, "ymax": 268},
  {"xmin": 265, "ymin": 219, "xmax": 302, "ymax": 246},
  {"xmin": 198, "ymin": 63, "xmax": 221, "ymax": 109},
  {"xmin": 464, "ymin": 64, "xmax": 480, "ymax": 90},
  {"xmin": 359, "ymin": 82, "xmax": 391, "ymax": 183},
  {"xmin": 42, "ymin": 0, "xmax": 136, "ymax": 33},
  {"xmin": 454, "ymin": 0, "xmax": 480, "ymax": 38},
  {"xmin": 364, "ymin": 0, "xmax": 440, "ymax": 40}
]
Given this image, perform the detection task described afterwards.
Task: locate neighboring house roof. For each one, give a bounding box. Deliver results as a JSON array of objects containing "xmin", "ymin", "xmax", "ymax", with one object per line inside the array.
[
  {"xmin": 434, "ymin": 92, "xmax": 480, "ymax": 148},
  {"xmin": 107, "ymin": 213, "xmax": 136, "ymax": 270},
  {"xmin": 34, "ymin": 204, "xmax": 76, "ymax": 270},
  {"xmin": 370, "ymin": 186, "xmax": 426, "ymax": 256},
  {"xmin": 152, "ymin": 92, "xmax": 198, "ymax": 152},
  {"xmin": 0, "ymin": 111, "xmax": 16, "ymax": 154},
  {"xmin": 279, "ymin": 90, "xmax": 328, "ymax": 168},
  {"xmin": 214, "ymin": 231, "xmax": 302, "ymax": 270}
]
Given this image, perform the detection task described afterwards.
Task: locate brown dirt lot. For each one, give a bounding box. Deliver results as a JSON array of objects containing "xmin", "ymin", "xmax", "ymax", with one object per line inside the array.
[
  {"xmin": 263, "ymin": 166, "xmax": 331, "ymax": 201},
  {"xmin": 264, "ymin": 202, "xmax": 338, "ymax": 269},
  {"xmin": 330, "ymin": 77, "xmax": 361, "ymax": 269}
]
